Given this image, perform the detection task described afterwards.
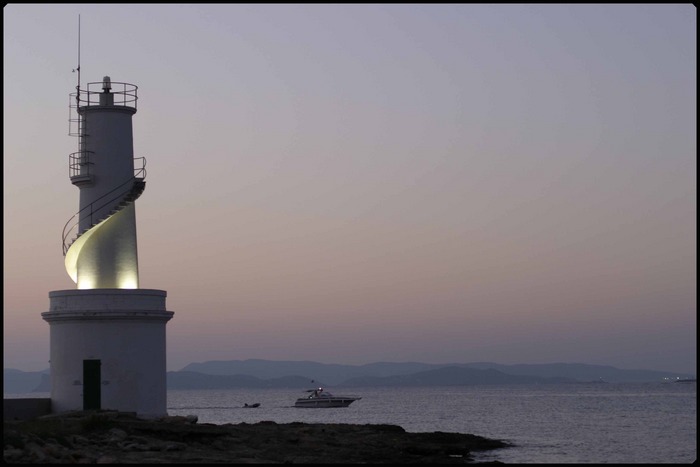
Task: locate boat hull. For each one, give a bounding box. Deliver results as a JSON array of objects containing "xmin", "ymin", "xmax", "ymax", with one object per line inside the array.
[{"xmin": 294, "ymin": 398, "xmax": 359, "ymax": 408}]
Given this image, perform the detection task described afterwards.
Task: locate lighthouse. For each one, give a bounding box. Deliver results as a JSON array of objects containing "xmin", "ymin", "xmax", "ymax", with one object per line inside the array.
[{"xmin": 42, "ymin": 77, "xmax": 174, "ymax": 418}]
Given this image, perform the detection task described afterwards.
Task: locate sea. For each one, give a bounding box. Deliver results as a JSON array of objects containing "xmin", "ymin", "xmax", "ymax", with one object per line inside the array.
[{"xmin": 9, "ymin": 382, "xmax": 696, "ymax": 463}]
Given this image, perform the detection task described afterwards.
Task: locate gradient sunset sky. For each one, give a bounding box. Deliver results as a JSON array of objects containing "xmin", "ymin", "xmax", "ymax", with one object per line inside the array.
[{"xmin": 4, "ymin": 4, "xmax": 696, "ymax": 374}]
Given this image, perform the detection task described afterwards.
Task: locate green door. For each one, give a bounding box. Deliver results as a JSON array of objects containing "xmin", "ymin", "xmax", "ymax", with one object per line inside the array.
[{"xmin": 83, "ymin": 359, "xmax": 101, "ymax": 410}]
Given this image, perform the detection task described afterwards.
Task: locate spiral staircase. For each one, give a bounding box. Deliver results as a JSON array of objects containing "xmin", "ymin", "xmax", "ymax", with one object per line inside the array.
[{"xmin": 62, "ymin": 161, "xmax": 146, "ymax": 284}]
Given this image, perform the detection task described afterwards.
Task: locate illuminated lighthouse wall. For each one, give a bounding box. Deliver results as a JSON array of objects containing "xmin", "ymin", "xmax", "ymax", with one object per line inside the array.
[{"xmin": 42, "ymin": 77, "xmax": 174, "ymax": 418}]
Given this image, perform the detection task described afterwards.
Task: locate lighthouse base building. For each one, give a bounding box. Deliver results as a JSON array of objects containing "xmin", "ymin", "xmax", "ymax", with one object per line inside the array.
[{"xmin": 42, "ymin": 289, "xmax": 173, "ymax": 418}]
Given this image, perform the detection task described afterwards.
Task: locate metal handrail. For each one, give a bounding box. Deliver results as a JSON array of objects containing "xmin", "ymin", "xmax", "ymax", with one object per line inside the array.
[
  {"xmin": 62, "ymin": 157, "xmax": 146, "ymax": 255},
  {"xmin": 133, "ymin": 156, "xmax": 147, "ymax": 179},
  {"xmin": 69, "ymin": 150, "xmax": 95, "ymax": 178},
  {"xmin": 70, "ymin": 81, "xmax": 138, "ymax": 109}
]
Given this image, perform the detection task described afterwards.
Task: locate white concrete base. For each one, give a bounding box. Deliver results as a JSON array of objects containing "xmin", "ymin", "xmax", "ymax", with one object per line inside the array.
[{"xmin": 42, "ymin": 289, "xmax": 174, "ymax": 418}]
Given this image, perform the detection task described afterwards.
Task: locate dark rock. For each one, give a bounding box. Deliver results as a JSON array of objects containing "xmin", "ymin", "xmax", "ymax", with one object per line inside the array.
[{"xmin": 3, "ymin": 410, "xmax": 510, "ymax": 463}]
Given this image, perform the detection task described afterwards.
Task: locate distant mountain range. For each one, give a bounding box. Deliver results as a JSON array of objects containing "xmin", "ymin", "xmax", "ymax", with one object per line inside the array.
[
  {"xmin": 4, "ymin": 360, "xmax": 695, "ymax": 394},
  {"xmin": 176, "ymin": 359, "xmax": 695, "ymax": 387},
  {"xmin": 3, "ymin": 368, "xmax": 51, "ymax": 394}
]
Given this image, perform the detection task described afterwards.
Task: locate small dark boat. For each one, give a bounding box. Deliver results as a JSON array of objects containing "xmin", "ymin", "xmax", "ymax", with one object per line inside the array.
[{"xmin": 243, "ymin": 403, "xmax": 261, "ymax": 408}]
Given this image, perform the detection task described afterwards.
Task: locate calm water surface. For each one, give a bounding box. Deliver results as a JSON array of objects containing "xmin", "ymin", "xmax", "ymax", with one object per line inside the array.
[{"xmin": 165, "ymin": 382, "xmax": 696, "ymax": 463}]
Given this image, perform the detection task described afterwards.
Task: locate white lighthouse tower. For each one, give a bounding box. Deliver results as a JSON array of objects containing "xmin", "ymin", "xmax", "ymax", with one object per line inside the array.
[{"xmin": 41, "ymin": 76, "xmax": 174, "ymax": 418}]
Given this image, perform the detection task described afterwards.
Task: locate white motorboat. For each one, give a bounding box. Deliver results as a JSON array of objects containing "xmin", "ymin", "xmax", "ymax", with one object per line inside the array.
[{"xmin": 294, "ymin": 388, "xmax": 361, "ymax": 408}]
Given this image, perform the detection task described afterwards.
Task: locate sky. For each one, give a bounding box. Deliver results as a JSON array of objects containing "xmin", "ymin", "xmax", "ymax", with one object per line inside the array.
[{"xmin": 3, "ymin": 4, "xmax": 696, "ymax": 375}]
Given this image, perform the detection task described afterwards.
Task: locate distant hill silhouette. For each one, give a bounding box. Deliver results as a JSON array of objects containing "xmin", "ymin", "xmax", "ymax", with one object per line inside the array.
[
  {"xmin": 180, "ymin": 359, "xmax": 694, "ymax": 386},
  {"xmin": 5, "ymin": 360, "xmax": 695, "ymax": 393},
  {"xmin": 3, "ymin": 369, "xmax": 50, "ymax": 394},
  {"xmin": 340, "ymin": 366, "xmax": 574, "ymax": 387},
  {"xmin": 181, "ymin": 359, "xmax": 439, "ymax": 385},
  {"xmin": 167, "ymin": 371, "xmax": 319, "ymax": 389}
]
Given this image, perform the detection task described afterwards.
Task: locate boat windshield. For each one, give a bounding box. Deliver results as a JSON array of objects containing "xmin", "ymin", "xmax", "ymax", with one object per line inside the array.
[{"xmin": 307, "ymin": 388, "xmax": 334, "ymax": 398}]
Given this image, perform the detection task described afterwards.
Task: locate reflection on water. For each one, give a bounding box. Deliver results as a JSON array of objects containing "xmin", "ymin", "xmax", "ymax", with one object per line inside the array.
[{"xmin": 166, "ymin": 383, "xmax": 696, "ymax": 463}]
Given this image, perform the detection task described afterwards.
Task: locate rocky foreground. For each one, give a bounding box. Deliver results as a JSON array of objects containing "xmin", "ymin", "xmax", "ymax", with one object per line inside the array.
[{"xmin": 4, "ymin": 411, "xmax": 510, "ymax": 464}]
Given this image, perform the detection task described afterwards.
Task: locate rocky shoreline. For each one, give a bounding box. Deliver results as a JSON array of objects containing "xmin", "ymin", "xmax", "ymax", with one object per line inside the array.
[{"xmin": 4, "ymin": 410, "xmax": 510, "ymax": 463}]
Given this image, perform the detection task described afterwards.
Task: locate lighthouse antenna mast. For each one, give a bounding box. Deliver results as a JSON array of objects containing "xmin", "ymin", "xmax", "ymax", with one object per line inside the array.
[{"xmin": 74, "ymin": 14, "xmax": 81, "ymax": 104}]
